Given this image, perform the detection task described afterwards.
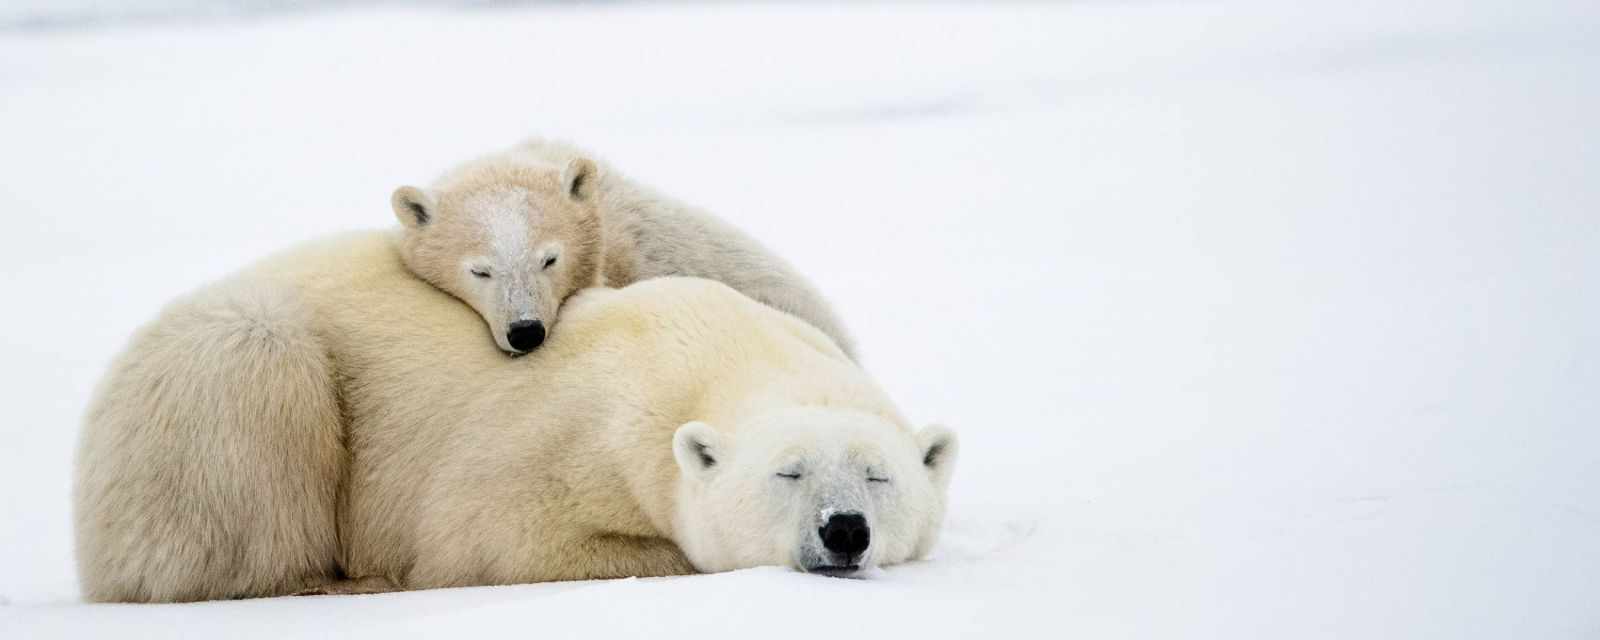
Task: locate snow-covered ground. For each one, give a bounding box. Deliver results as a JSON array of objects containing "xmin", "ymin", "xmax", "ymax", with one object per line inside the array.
[{"xmin": 2, "ymin": 1, "xmax": 1597, "ymax": 637}]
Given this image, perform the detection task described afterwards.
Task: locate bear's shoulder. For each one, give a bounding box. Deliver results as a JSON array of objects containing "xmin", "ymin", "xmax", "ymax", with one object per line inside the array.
[
  {"xmin": 242, "ymin": 229, "xmax": 403, "ymax": 282},
  {"xmin": 559, "ymin": 277, "xmax": 850, "ymax": 367}
]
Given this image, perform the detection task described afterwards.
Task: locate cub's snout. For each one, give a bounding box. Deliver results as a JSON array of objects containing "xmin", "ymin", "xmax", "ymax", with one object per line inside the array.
[{"xmin": 506, "ymin": 319, "xmax": 546, "ymax": 353}]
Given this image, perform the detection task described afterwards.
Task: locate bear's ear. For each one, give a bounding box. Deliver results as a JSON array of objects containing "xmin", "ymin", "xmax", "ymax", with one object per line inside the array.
[
  {"xmin": 916, "ymin": 424, "xmax": 959, "ymax": 489},
  {"xmin": 562, "ymin": 157, "xmax": 597, "ymax": 202},
  {"xmin": 391, "ymin": 186, "xmax": 436, "ymax": 229},
  {"xmin": 673, "ymin": 421, "xmax": 722, "ymax": 481}
]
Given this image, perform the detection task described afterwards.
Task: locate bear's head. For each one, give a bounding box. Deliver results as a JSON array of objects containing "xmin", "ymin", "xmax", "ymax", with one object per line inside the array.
[
  {"xmin": 671, "ymin": 407, "xmax": 958, "ymax": 576},
  {"xmin": 391, "ymin": 156, "xmax": 603, "ymax": 355}
]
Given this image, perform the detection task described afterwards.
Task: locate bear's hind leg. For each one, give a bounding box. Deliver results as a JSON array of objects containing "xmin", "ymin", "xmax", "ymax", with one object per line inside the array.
[
  {"xmin": 294, "ymin": 576, "xmax": 399, "ymax": 597},
  {"xmin": 75, "ymin": 283, "xmax": 345, "ymax": 602}
]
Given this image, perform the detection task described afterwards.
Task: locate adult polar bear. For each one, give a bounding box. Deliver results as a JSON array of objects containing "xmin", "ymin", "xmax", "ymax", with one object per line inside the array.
[{"xmin": 74, "ymin": 231, "xmax": 957, "ymax": 603}]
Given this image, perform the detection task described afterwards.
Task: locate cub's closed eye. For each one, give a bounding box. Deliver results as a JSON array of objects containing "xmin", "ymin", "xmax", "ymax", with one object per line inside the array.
[
  {"xmin": 542, "ymin": 255, "xmax": 558, "ymax": 270},
  {"xmin": 471, "ymin": 269, "xmax": 492, "ymax": 279},
  {"xmin": 867, "ymin": 476, "xmax": 891, "ymax": 483},
  {"xmin": 776, "ymin": 472, "xmax": 802, "ymax": 480}
]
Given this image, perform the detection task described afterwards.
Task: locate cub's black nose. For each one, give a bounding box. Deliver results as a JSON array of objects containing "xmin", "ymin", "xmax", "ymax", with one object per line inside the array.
[
  {"xmin": 507, "ymin": 320, "xmax": 546, "ymax": 352},
  {"xmin": 820, "ymin": 513, "xmax": 870, "ymax": 557}
]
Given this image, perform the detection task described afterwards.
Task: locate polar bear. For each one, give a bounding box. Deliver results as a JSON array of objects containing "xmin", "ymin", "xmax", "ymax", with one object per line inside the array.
[
  {"xmin": 391, "ymin": 139, "xmax": 857, "ymax": 358},
  {"xmin": 73, "ymin": 232, "xmax": 954, "ymax": 603}
]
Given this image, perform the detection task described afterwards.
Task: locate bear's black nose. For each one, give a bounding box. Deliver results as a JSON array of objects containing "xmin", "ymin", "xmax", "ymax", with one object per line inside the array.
[
  {"xmin": 507, "ymin": 320, "xmax": 546, "ymax": 352},
  {"xmin": 819, "ymin": 512, "xmax": 870, "ymax": 557}
]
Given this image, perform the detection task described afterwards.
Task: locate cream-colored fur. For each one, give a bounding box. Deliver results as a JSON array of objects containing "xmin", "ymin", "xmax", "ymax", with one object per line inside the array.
[
  {"xmin": 74, "ymin": 232, "xmax": 950, "ymax": 603},
  {"xmin": 391, "ymin": 139, "xmax": 857, "ymax": 358}
]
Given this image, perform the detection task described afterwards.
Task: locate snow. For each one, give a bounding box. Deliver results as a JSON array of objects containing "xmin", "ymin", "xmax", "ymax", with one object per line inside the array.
[{"xmin": 2, "ymin": 0, "xmax": 1598, "ymax": 637}]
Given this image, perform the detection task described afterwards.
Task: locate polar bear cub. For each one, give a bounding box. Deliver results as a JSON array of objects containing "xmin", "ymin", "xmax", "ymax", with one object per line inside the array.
[
  {"xmin": 392, "ymin": 139, "xmax": 856, "ymax": 357},
  {"xmin": 74, "ymin": 232, "xmax": 950, "ymax": 602}
]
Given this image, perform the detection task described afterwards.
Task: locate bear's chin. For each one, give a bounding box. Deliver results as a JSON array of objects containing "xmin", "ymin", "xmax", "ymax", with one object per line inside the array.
[{"xmin": 803, "ymin": 564, "xmax": 863, "ymax": 578}]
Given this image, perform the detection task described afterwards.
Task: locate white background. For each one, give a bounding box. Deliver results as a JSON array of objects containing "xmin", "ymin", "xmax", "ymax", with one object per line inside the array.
[{"xmin": 2, "ymin": 1, "xmax": 1597, "ymax": 637}]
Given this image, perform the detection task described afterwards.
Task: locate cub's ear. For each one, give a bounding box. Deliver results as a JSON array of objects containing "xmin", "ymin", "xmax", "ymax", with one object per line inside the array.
[
  {"xmin": 673, "ymin": 421, "xmax": 723, "ymax": 481},
  {"xmin": 562, "ymin": 157, "xmax": 597, "ymax": 201},
  {"xmin": 391, "ymin": 186, "xmax": 436, "ymax": 229},
  {"xmin": 916, "ymin": 424, "xmax": 959, "ymax": 488}
]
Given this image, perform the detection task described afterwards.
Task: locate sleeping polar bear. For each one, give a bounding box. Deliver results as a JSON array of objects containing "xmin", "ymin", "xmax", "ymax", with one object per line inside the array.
[{"xmin": 73, "ymin": 231, "xmax": 957, "ymax": 603}]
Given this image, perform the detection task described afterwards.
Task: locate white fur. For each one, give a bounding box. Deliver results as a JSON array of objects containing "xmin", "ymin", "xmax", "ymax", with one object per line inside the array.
[
  {"xmin": 672, "ymin": 407, "xmax": 958, "ymax": 574},
  {"xmin": 392, "ymin": 139, "xmax": 858, "ymax": 358},
  {"xmin": 73, "ymin": 232, "xmax": 952, "ymax": 602}
]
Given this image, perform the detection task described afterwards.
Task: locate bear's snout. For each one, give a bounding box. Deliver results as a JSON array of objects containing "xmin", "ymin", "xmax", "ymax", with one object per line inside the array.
[
  {"xmin": 819, "ymin": 512, "xmax": 870, "ymax": 560},
  {"xmin": 507, "ymin": 320, "xmax": 546, "ymax": 353}
]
